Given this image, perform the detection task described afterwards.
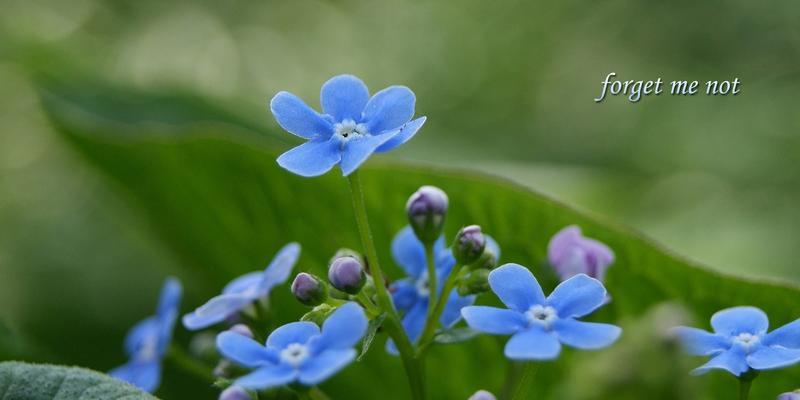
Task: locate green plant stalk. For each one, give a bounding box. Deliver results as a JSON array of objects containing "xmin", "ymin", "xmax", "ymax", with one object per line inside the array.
[
  {"xmin": 416, "ymin": 266, "xmax": 465, "ymax": 355},
  {"xmin": 738, "ymin": 377, "xmax": 753, "ymax": 400},
  {"xmin": 166, "ymin": 344, "xmax": 215, "ymax": 384},
  {"xmin": 510, "ymin": 363, "xmax": 538, "ymax": 400},
  {"xmin": 424, "ymin": 243, "xmax": 438, "ymax": 318},
  {"xmin": 347, "ymin": 171, "xmax": 426, "ymax": 400}
]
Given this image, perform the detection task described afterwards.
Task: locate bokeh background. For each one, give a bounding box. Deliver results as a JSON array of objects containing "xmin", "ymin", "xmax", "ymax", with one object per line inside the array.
[{"xmin": 0, "ymin": 0, "xmax": 798, "ymax": 398}]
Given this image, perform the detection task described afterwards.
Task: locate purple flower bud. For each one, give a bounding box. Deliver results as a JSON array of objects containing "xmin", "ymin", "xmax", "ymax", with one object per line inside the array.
[
  {"xmin": 219, "ymin": 386, "xmax": 252, "ymax": 400},
  {"xmin": 468, "ymin": 390, "xmax": 497, "ymax": 400},
  {"xmin": 227, "ymin": 324, "xmax": 254, "ymax": 339},
  {"xmin": 406, "ymin": 185, "xmax": 448, "ymax": 243},
  {"xmin": 453, "ymin": 225, "xmax": 486, "ymax": 265},
  {"xmin": 548, "ymin": 225, "xmax": 614, "ymax": 282},
  {"xmin": 778, "ymin": 391, "xmax": 800, "ymax": 400},
  {"xmin": 328, "ymin": 256, "xmax": 366, "ymax": 294},
  {"xmin": 291, "ymin": 273, "xmax": 327, "ymax": 306},
  {"xmin": 457, "ymin": 269, "xmax": 491, "ymax": 296}
]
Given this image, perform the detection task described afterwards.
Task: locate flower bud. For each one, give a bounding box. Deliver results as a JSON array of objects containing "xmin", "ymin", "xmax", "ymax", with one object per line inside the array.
[
  {"xmin": 213, "ymin": 359, "xmax": 233, "ymax": 378},
  {"xmin": 457, "ymin": 269, "xmax": 491, "ymax": 296},
  {"xmin": 291, "ymin": 273, "xmax": 328, "ymax": 306},
  {"xmin": 548, "ymin": 225, "xmax": 614, "ymax": 282},
  {"xmin": 778, "ymin": 391, "xmax": 800, "ymax": 400},
  {"xmin": 227, "ymin": 324, "xmax": 254, "ymax": 339},
  {"xmin": 468, "ymin": 390, "xmax": 497, "ymax": 400},
  {"xmin": 406, "ymin": 185, "xmax": 448, "ymax": 244},
  {"xmin": 469, "ymin": 247, "xmax": 497, "ymax": 271},
  {"xmin": 330, "ymin": 248, "xmax": 366, "ymax": 266},
  {"xmin": 328, "ymin": 256, "xmax": 366, "ymax": 294},
  {"xmin": 188, "ymin": 332, "xmax": 218, "ymax": 361},
  {"xmin": 219, "ymin": 386, "xmax": 252, "ymax": 400},
  {"xmin": 452, "ymin": 225, "xmax": 486, "ymax": 265},
  {"xmin": 300, "ymin": 303, "xmax": 335, "ymax": 326}
]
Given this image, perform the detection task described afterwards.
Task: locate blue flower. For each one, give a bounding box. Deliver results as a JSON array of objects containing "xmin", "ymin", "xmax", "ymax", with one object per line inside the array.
[
  {"xmin": 673, "ymin": 306, "xmax": 800, "ymax": 376},
  {"xmin": 271, "ymin": 74, "xmax": 426, "ymax": 177},
  {"xmin": 461, "ymin": 264, "xmax": 621, "ymax": 360},
  {"xmin": 216, "ymin": 302, "xmax": 368, "ymax": 390},
  {"xmin": 547, "ymin": 225, "xmax": 614, "ymax": 282},
  {"xmin": 183, "ymin": 243, "xmax": 300, "ymax": 330},
  {"xmin": 110, "ymin": 277, "xmax": 182, "ymax": 392},
  {"xmin": 386, "ymin": 226, "xmax": 500, "ymax": 353}
]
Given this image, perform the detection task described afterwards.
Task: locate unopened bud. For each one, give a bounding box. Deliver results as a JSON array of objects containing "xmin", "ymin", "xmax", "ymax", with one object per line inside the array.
[
  {"xmin": 457, "ymin": 269, "xmax": 491, "ymax": 296},
  {"xmin": 778, "ymin": 391, "xmax": 800, "ymax": 400},
  {"xmin": 300, "ymin": 303, "xmax": 335, "ymax": 326},
  {"xmin": 328, "ymin": 256, "xmax": 366, "ymax": 294},
  {"xmin": 291, "ymin": 273, "xmax": 327, "ymax": 306},
  {"xmin": 219, "ymin": 386, "xmax": 252, "ymax": 400},
  {"xmin": 470, "ymin": 247, "xmax": 497, "ymax": 271},
  {"xmin": 468, "ymin": 390, "xmax": 497, "ymax": 400},
  {"xmin": 227, "ymin": 324, "xmax": 254, "ymax": 339},
  {"xmin": 406, "ymin": 186, "xmax": 448, "ymax": 244},
  {"xmin": 453, "ymin": 225, "xmax": 486, "ymax": 265}
]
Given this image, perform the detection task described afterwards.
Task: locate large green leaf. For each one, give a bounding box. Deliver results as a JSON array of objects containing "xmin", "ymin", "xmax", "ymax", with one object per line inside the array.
[
  {"xmin": 33, "ymin": 80, "xmax": 800, "ymax": 400},
  {"xmin": 0, "ymin": 362, "xmax": 158, "ymax": 400}
]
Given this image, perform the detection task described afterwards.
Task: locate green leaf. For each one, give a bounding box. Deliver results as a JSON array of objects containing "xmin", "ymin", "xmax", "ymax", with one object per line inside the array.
[
  {"xmin": 433, "ymin": 327, "xmax": 480, "ymax": 345},
  {"xmin": 33, "ymin": 80, "xmax": 800, "ymax": 400},
  {"xmin": 0, "ymin": 362, "xmax": 158, "ymax": 400},
  {"xmin": 359, "ymin": 313, "xmax": 387, "ymax": 361}
]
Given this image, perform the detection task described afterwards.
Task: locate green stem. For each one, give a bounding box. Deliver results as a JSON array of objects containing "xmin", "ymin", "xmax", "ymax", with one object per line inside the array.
[
  {"xmin": 347, "ymin": 171, "xmax": 426, "ymax": 400},
  {"xmin": 166, "ymin": 345, "xmax": 215, "ymax": 384},
  {"xmin": 510, "ymin": 363, "xmax": 537, "ymax": 400},
  {"xmin": 309, "ymin": 387, "xmax": 332, "ymax": 400},
  {"xmin": 738, "ymin": 378, "xmax": 752, "ymax": 400},
  {"xmin": 424, "ymin": 243, "xmax": 437, "ymax": 318},
  {"xmin": 415, "ymin": 266, "xmax": 464, "ymax": 356},
  {"xmin": 355, "ymin": 291, "xmax": 381, "ymax": 317}
]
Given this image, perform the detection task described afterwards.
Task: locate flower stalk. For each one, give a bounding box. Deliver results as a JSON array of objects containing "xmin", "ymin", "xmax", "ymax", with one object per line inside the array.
[{"xmin": 510, "ymin": 363, "xmax": 538, "ymax": 400}]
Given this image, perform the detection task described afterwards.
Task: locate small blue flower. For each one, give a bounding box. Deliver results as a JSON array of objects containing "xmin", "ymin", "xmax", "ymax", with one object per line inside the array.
[
  {"xmin": 547, "ymin": 225, "xmax": 614, "ymax": 282},
  {"xmin": 216, "ymin": 302, "xmax": 368, "ymax": 390},
  {"xmin": 673, "ymin": 306, "xmax": 800, "ymax": 376},
  {"xmin": 110, "ymin": 277, "xmax": 182, "ymax": 392},
  {"xmin": 386, "ymin": 226, "xmax": 500, "ymax": 353},
  {"xmin": 183, "ymin": 243, "xmax": 300, "ymax": 330},
  {"xmin": 271, "ymin": 74, "xmax": 426, "ymax": 177},
  {"xmin": 461, "ymin": 264, "xmax": 621, "ymax": 360}
]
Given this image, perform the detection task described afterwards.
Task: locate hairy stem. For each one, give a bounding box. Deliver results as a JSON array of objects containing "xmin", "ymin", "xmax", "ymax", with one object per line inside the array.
[
  {"xmin": 424, "ymin": 243, "xmax": 438, "ymax": 318},
  {"xmin": 738, "ymin": 377, "xmax": 752, "ymax": 400},
  {"xmin": 415, "ymin": 266, "xmax": 464, "ymax": 356},
  {"xmin": 510, "ymin": 362, "xmax": 537, "ymax": 400}
]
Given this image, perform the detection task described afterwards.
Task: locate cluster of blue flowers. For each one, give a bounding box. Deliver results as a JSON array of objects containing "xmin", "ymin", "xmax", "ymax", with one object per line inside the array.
[{"xmin": 107, "ymin": 75, "xmax": 800, "ymax": 400}]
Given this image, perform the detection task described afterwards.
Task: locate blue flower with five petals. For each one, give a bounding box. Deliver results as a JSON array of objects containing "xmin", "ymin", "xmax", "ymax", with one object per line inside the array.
[
  {"xmin": 110, "ymin": 277, "xmax": 182, "ymax": 392},
  {"xmin": 387, "ymin": 226, "xmax": 500, "ymax": 353},
  {"xmin": 673, "ymin": 306, "xmax": 800, "ymax": 376},
  {"xmin": 461, "ymin": 264, "xmax": 621, "ymax": 360},
  {"xmin": 183, "ymin": 243, "xmax": 300, "ymax": 330},
  {"xmin": 216, "ymin": 302, "xmax": 368, "ymax": 390},
  {"xmin": 271, "ymin": 74, "xmax": 426, "ymax": 177}
]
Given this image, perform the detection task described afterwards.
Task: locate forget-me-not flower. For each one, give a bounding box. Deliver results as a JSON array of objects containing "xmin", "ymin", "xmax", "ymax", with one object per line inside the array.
[
  {"xmin": 183, "ymin": 243, "xmax": 300, "ymax": 330},
  {"xmin": 548, "ymin": 225, "xmax": 614, "ymax": 282},
  {"xmin": 110, "ymin": 277, "xmax": 182, "ymax": 392},
  {"xmin": 271, "ymin": 74, "xmax": 426, "ymax": 177},
  {"xmin": 461, "ymin": 264, "xmax": 621, "ymax": 360},
  {"xmin": 387, "ymin": 226, "xmax": 500, "ymax": 353},
  {"xmin": 216, "ymin": 302, "xmax": 368, "ymax": 390},
  {"xmin": 673, "ymin": 306, "xmax": 800, "ymax": 376}
]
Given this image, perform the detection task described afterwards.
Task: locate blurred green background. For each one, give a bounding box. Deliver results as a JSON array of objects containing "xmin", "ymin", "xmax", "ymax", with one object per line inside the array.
[{"xmin": 0, "ymin": 0, "xmax": 798, "ymax": 398}]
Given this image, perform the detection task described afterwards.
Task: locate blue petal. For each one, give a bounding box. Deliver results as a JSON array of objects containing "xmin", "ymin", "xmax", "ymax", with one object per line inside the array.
[
  {"xmin": 710, "ymin": 306, "xmax": 769, "ymax": 336},
  {"xmin": 504, "ymin": 328, "xmax": 561, "ymax": 360},
  {"xmin": 236, "ymin": 364, "xmax": 297, "ymax": 390},
  {"xmin": 298, "ymin": 349, "xmax": 357, "ymax": 385},
  {"xmin": 270, "ymin": 92, "xmax": 333, "ymax": 139},
  {"xmin": 267, "ymin": 322, "xmax": 320, "ymax": 349},
  {"xmin": 546, "ymin": 274, "xmax": 606, "ymax": 318},
  {"xmin": 259, "ymin": 242, "xmax": 301, "ymax": 294},
  {"xmin": 553, "ymin": 319, "xmax": 621, "ymax": 350},
  {"xmin": 391, "ymin": 226, "xmax": 426, "ymax": 278},
  {"xmin": 339, "ymin": 132, "xmax": 400, "ymax": 176},
  {"xmin": 391, "ymin": 279, "xmax": 419, "ymax": 312},
  {"xmin": 109, "ymin": 361, "xmax": 161, "ymax": 393},
  {"xmin": 362, "ymin": 86, "xmax": 415, "ymax": 134},
  {"xmin": 747, "ymin": 346, "xmax": 800, "ymax": 370},
  {"xmin": 461, "ymin": 306, "xmax": 527, "ymax": 335},
  {"xmin": 313, "ymin": 302, "xmax": 368, "ymax": 352},
  {"xmin": 124, "ymin": 317, "xmax": 158, "ymax": 357},
  {"xmin": 156, "ymin": 278, "xmax": 182, "ymax": 320},
  {"xmin": 488, "ymin": 264, "xmax": 546, "ymax": 312},
  {"xmin": 217, "ymin": 331, "xmax": 278, "ymax": 368},
  {"xmin": 765, "ymin": 318, "xmax": 800, "ymax": 348},
  {"xmin": 223, "ymin": 272, "xmax": 263, "ymax": 296},
  {"xmin": 375, "ymin": 117, "xmax": 426, "ymax": 153},
  {"xmin": 671, "ymin": 327, "xmax": 729, "ymax": 356},
  {"xmin": 182, "ymin": 294, "xmax": 252, "ymax": 331},
  {"xmin": 277, "ymin": 137, "xmax": 342, "ymax": 177},
  {"xmin": 440, "ymin": 291, "xmax": 475, "ymax": 328},
  {"xmin": 692, "ymin": 346, "xmax": 749, "ymax": 376},
  {"xmin": 320, "ymin": 75, "xmax": 369, "ymax": 122}
]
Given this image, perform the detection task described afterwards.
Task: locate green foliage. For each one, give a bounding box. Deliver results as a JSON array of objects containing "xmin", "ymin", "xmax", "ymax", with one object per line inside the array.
[
  {"xmin": 19, "ymin": 79, "xmax": 800, "ymax": 400},
  {"xmin": 0, "ymin": 362, "xmax": 158, "ymax": 400}
]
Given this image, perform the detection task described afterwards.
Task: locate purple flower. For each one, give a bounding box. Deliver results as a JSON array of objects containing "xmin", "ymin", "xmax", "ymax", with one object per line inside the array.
[
  {"xmin": 778, "ymin": 391, "xmax": 800, "ymax": 400},
  {"xmin": 461, "ymin": 264, "xmax": 621, "ymax": 360},
  {"xmin": 468, "ymin": 390, "xmax": 497, "ymax": 400},
  {"xmin": 271, "ymin": 74, "xmax": 426, "ymax": 177},
  {"xmin": 386, "ymin": 226, "xmax": 500, "ymax": 354},
  {"xmin": 673, "ymin": 306, "xmax": 800, "ymax": 376},
  {"xmin": 216, "ymin": 302, "xmax": 368, "ymax": 390},
  {"xmin": 110, "ymin": 278, "xmax": 182, "ymax": 392},
  {"xmin": 183, "ymin": 243, "xmax": 300, "ymax": 330},
  {"xmin": 548, "ymin": 225, "xmax": 614, "ymax": 281},
  {"xmin": 219, "ymin": 386, "xmax": 251, "ymax": 400}
]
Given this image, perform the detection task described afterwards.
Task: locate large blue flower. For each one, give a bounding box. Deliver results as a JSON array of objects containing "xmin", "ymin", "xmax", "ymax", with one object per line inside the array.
[
  {"xmin": 110, "ymin": 277, "xmax": 182, "ymax": 392},
  {"xmin": 673, "ymin": 306, "xmax": 800, "ymax": 376},
  {"xmin": 216, "ymin": 302, "xmax": 368, "ymax": 390},
  {"xmin": 271, "ymin": 74, "xmax": 426, "ymax": 177},
  {"xmin": 183, "ymin": 243, "xmax": 300, "ymax": 330},
  {"xmin": 461, "ymin": 264, "xmax": 621, "ymax": 360},
  {"xmin": 387, "ymin": 226, "xmax": 500, "ymax": 353}
]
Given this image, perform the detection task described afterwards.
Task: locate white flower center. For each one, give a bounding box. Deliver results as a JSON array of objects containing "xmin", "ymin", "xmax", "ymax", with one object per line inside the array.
[
  {"xmin": 333, "ymin": 119, "xmax": 368, "ymax": 142},
  {"xmin": 525, "ymin": 305, "xmax": 557, "ymax": 329},
  {"xmin": 415, "ymin": 275, "xmax": 430, "ymax": 298},
  {"xmin": 280, "ymin": 343, "xmax": 310, "ymax": 367},
  {"xmin": 733, "ymin": 332, "xmax": 760, "ymax": 351}
]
